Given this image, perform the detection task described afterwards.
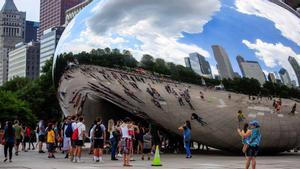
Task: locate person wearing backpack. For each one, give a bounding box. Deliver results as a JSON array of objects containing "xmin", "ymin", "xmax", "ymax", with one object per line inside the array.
[
  {"xmin": 92, "ymin": 117, "xmax": 106, "ymax": 163},
  {"xmin": 73, "ymin": 116, "xmax": 86, "ymax": 163}
]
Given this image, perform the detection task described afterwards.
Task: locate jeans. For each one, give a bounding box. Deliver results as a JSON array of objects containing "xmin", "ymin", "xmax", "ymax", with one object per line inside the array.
[
  {"xmin": 110, "ymin": 137, "xmax": 117, "ymax": 160},
  {"xmin": 184, "ymin": 139, "xmax": 191, "ymax": 157},
  {"xmin": 4, "ymin": 142, "xmax": 14, "ymax": 160}
]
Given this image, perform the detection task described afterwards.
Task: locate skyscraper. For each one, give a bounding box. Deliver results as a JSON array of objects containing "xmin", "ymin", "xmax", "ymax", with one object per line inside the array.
[
  {"xmin": 236, "ymin": 55, "xmax": 266, "ymax": 85},
  {"xmin": 185, "ymin": 52, "xmax": 212, "ymax": 78},
  {"xmin": 212, "ymin": 45, "xmax": 235, "ymax": 79},
  {"xmin": 40, "ymin": 27, "xmax": 65, "ymax": 72},
  {"xmin": 288, "ymin": 56, "xmax": 300, "ymax": 86},
  {"xmin": 25, "ymin": 21, "xmax": 39, "ymax": 43},
  {"xmin": 268, "ymin": 73, "xmax": 276, "ymax": 83},
  {"xmin": 0, "ymin": 0, "xmax": 25, "ymax": 85},
  {"xmin": 8, "ymin": 41, "xmax": 40, "ymax": 80},
  {"xmin": 39, "ymin": 0, "xmax": 83, "ymax": 37},
  {"xmin": 279, "ymin": 68, "xmax": 292, "ymax": 86},
  {"xmin": 65, "ymin": 0, "xmax": 93, "ymax": 25},
  {"xmin": 184, "ymin": 57, "xmax": 191, "ymax": 68}
]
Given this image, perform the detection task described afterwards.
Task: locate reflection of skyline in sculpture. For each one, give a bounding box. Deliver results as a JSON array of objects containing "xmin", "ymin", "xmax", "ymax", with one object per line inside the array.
[{"xmin": 185, "ymin": 53, "xmax": 212, "ymax": 79}]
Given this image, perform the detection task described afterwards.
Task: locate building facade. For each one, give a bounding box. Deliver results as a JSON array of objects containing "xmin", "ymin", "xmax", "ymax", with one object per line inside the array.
[
  {"xmin": 65, "ymin": 0, "xmax": 92, "ymax": 25},
  {"xmin": 185, "ymin": 52, "xmax": 212, "ymax": 78},
  {"xmin": 0, "ymin": 0, "xmax": 25, "ymax": 85},
  {"xmin": 237, "ymin": 55, "xmax": 266, "ymax": 85},
  {"xmin": 212, "ymin": 45, "xmax": 235, "ymax": 79},
  {"xmin": 25, "ymin": 21, "xmax": 39, "ymax": 43},
  {"xmin": 40, "ymin": 26, "xmax": 65, "ymax": 72},
  {"xmin": 8, "ymin": 41, "xmax": 40, "ymax": 80},
  {"xmin": 39, "ymin": 0, "xmax": 83, "ymax": 37},
  {"xmin": 268, "ymin": 72, "xmax": 277, "ymax": 83},
  {"xmin": 288, "ymin": 56, "xmax": 300, "ymax": 86},
  {"xmin": 279, "ymin": 68, "xmax": 292, "ymax": 86}
]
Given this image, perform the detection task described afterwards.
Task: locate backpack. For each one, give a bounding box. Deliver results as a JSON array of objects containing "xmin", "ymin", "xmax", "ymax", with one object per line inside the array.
[
  {"xmin": 65, "ymin": 123, "xmax": 73, "ymax": 137},
  {"xmin": 94, "ymin": 124, "xmax": 103, "ymax": 138},
  {"xmin": 72, "ymin": 128, "xmax": 79, "ymax": 141}
]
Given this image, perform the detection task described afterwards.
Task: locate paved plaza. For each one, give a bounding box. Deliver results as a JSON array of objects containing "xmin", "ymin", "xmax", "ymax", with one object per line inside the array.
[{"xmin": 1, "ymin": 146, "xmax": 299, "ymax": 169}]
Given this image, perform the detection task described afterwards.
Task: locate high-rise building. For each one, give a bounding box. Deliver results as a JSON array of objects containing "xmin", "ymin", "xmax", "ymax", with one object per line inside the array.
[
  {"xmin": 279, "ymin": 68, "xmax": 292, "ymax": 86},
  {"xmin": 25, "ymin": 21, "xmax": 39, "ymax": 43},
  {"xmin": 212, "ymin": 45, "xmax": 235, "ymax": 79},
  {"xmin": 236, "ymin": 55, "xmax": 266, "ymax": 85},
  {"xmin": 288, "ymin": 56, "xmax": 300, "ymax": 86},
  {"xmin": 65, "ymin": 0, "xmax": 93, "ymax": 25},
  {"xmin": 184, "ymin": 57, "xmax": 191, "ymax": 69},
  {"xmin": 0, "ymin": 0, "xmax": 26, "ymax": 85},
  {"xmin": 40, "ymin": 27, "xmax": 65, "ymax": 72},
  {"xmin": 268, "ymin": 73, "xmax": 277, "ymax": 83},
  {"xmin": 185, "ymin": 52, "xmax": 212, "ymax": 78},
  {"xmin": 8, "ymin": 41, "xmax": 40, "ymax": 80},
  {"xmin": 39, "ymin": 0, "xmax": 83, "ymax": 37}
]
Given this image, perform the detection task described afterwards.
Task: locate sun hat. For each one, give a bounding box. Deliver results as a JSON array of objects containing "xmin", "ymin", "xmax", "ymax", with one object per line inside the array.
[{"xmin": 249, "ymin": 120, "xmax": 260, "ymax": 127}]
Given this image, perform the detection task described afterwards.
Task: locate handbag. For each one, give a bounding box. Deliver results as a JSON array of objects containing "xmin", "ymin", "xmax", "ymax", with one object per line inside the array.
[
  {"xmin": 242, "ymin": 144, "xmax": 249, "ymax": 153},
  {"xmin": 1, "ymin": 138, "xmax": 6, "ymax": 145}
]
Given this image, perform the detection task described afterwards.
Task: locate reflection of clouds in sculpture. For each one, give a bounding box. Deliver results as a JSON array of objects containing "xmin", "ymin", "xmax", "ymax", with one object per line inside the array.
[
  {"xmin": 235, "ymin": 0, "xmax": 300, "ymax": 46},
  {"xmin": 59, "ymin": 0, "xmax": 221, "ymax": 64},
  {"xmin": 243, "ymin": 39, "xmax": 300, "ymax": 84}
]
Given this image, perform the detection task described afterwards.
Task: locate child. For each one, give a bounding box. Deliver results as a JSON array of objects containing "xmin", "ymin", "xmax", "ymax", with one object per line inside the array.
[
  {"xmin": 142, "ymin": 128, "xmax": 152, "ymax": 160},
  {"xmin": 47, "ymin": 123, "xmax": 56, "ymax": 158}
]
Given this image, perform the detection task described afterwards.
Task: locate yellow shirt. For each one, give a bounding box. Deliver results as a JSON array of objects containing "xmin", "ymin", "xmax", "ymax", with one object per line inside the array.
[{"xmin": 47, "ymin": 130, "xmax": 55, "ymax": 143}]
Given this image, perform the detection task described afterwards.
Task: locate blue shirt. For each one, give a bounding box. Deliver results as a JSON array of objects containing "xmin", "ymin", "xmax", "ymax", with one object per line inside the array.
[
  {"xmin": 183, "ymin": 127, "xmax": 191, "ymax": 141},
  {"xmin": 248, "ymin": 128, "xmax": 261, "ymax": 147},
  {"xmin": 4, "ymin": 127, "xmax": 15, "ymax": 144}
]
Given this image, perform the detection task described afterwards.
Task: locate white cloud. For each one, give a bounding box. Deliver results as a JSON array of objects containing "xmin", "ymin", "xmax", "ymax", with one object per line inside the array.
[
  {"xmin": 235, "ymin": 0, "xmax": 300, "ymax": 46},
  {"xmin": 242, "ymin": 39, "xmax": 300, "ymax": 84},
  {"xmin": 58, "ymin": 0, "xmax": 221, "ymax": 65}
]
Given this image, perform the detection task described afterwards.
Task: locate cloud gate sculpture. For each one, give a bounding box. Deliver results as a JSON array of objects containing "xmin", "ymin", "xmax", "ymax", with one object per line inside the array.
[{"xmin": 53, "ymin": 0, "xmax": 300, "ymax": 153}]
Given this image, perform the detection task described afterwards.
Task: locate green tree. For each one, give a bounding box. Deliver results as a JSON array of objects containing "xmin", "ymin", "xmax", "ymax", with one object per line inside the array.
[
  {"xmin": 0, "ymin": 91, "xmax": 36, "ymax": 127},
  {"xmin": 154, "ymin": 58, "xmax": 170, "ymax": 75},
  {"xmin": 140, "ymin": 54, "xmax": 155, "ymax": 71}
]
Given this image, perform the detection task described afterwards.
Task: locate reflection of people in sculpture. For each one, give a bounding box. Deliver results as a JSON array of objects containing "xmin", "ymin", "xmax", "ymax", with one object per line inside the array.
[
  {"xmin": 290, "ymin": 103, "xmax": 297, "ymax": 115},
  {"xmin": 237, "ymin": 110, "xmax": 246, "ymax": 128},
  {"xmin": 191, "ymin": 113, "xmax": 207, "ymax": 126}
]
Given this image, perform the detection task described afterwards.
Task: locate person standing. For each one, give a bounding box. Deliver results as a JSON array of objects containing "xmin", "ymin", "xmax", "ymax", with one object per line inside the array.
[
  {"xmin": 38, "ymin": 120, "xmax": 46, "ymax": 153},
  {"xmin": 92, "ymin": 117, "xmax": 106, "ymax": 163},
  {"xmin": 47, "ymin": 123, "xmax": 56, "ymax": 158},
  {"xmin": 239, "ymin": 120, "xmax": 261, "ymax": 169},
  {"xmin": 13, "ymin": 120, "xmax": 22, "ymax": 156},
  {"xmin": 73, "ymin": 116, "xmax": 86, "ymax": 163},
  {"xmin": 108, "ymin": 119, "xmax": 118, "ymax": 161},
  {"xmin": 2, "ymin": 121, "xmax": 15, "ymax": 162},
  {"xmin": 62, "ymin": 117, "xmax": 72, "ymax": 159},
  {"xmin": 142, "ymin": 128, "xmax": 152, "ymax": 160},
  {"xmin": 178, "ymin": 121, "xmax": 192, "ymax": 158},
  {"xmin": 120, "ymin": 118, "xmax": 135, "ymax": 167}
]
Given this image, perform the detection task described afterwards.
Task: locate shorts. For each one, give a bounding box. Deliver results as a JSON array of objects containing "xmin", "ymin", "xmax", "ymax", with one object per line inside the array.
[
  {"xmin": 39, "ymin": 135, "xmax": 45, "ymax": 142},
  {"xmin": 94, "ymin": 139, "xmax": 104, "ymax": 149},
  {"xmin": 23, "ymin": 136, "xmax": 30, "ymax": 143},
  {"xmin": 47, "ymin": 143, "xmax": 55, "ymax": 153},
  {"xmin": 62, "ymin": 137, "xmax": 71, "ymax": 151},
  {"xmin": 122, "ymin": 138, "xmax": 132, "ymax": 155},
  {"xmin": 71, "ymin": 140, "xmax": 76, "ymax": 148},
  {"xmin": 75, "ymin": 140, "xmax": 84, "ymax": 147},
  {"xmin": 246, "ymin": 146, "xmax": 259, "ymax": 157},
  {"xmin": 16, "ymin": 139, "xmax": 22, "ymax": 145},
  {"xmin": 143, "ymin": 148, "xmax": 151, "ymax": 154}
]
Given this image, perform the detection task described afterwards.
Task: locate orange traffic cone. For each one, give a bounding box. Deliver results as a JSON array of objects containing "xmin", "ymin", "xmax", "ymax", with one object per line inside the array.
[{"xmin": 152, "ymin": 145, "xmax": 162, "ymax": 166}]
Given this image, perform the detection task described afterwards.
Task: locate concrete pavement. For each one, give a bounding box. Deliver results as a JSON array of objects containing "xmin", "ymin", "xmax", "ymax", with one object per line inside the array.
[{"xmin": 1, "ymin": 146, "xmax": 299, "ymax": 169}]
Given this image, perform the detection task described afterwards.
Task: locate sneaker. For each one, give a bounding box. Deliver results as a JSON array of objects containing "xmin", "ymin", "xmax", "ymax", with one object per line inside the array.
[
  {"xmin": 141, "ymin": 157, "xmax": 144, "ymax": 160},
  {"xmin": 111, "ymin": 158, "xmax": 118, "ymax": 161},
  {"xmin": 117, "ymin": 153, "xmax": 122, "ymax": 158},
  {"xmin": 77, "ymin": 159, "xmax": 81, "ymax": 163},
  {"xmin": 73, "ymin": 158, "xmax": 77, "ymax": 163}
]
